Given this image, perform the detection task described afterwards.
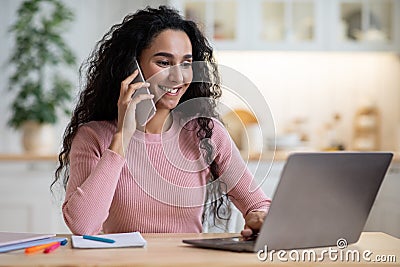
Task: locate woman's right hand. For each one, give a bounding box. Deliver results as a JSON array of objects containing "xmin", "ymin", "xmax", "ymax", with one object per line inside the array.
[{"xmin": 109, "ymin": 70, "xmax": 154, "ymax": 157}]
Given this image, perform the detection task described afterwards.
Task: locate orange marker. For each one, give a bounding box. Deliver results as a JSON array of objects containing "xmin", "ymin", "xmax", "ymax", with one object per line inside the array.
[
  {"xmin": 43, "ymin": 242, "xmax": 61, "ymax": 254},
  {"xmin": 25, "ymin": 242, "xmax": 59, "ymax": 254}
]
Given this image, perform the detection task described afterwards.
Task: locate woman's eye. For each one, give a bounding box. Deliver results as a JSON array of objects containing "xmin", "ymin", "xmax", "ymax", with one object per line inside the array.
[
  {"xmin": 180, "ymin": 61, "xmax": 192, "ymax": 69},
  {"xmin": 157, "ymin": 61, "xmax": 170, "ymax": 67}
]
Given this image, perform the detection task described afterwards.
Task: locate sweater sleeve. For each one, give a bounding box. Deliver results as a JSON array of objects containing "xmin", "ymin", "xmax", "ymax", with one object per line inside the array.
[
  {"xmin": 62, "ymin": 124, "xmax": 125, "ymax": 235},
  {"xmin": 211, "ymin": 120, "xmax": 271, "ymax": 217}
]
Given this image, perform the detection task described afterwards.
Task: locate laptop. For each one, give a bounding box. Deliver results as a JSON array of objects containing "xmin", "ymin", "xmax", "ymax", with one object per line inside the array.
[{"xmin": 183, "ymin": 152, "xmax": 393, "ymax": 252}]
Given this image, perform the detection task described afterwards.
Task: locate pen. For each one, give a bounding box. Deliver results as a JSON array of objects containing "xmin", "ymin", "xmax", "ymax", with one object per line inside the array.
[
  {"xmin": 82, "ymin": 235, "xmax": 116, "ymax": 243},
  {"xmin": 43, "ymin": 242, "xmax": 61, "ymax": 254},
  {"xmin": 25, "ymin": 242, "xmax": 59, "ymax": 254}
]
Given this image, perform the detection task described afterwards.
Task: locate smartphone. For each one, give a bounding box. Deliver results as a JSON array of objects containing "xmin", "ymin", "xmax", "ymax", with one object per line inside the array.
[{"xmin": 131, "ymin": 59, "xmax": 156, "ymax": 126}]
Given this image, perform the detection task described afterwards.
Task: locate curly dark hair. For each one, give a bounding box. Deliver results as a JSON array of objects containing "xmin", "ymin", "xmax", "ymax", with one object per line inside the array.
[{"xmin": 52, "ymin": 5, "xmax": 231, "ymax": 227}]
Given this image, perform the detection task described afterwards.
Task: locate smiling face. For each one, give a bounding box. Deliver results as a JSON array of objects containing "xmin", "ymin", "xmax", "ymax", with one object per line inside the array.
[{"xmin": 139, "ymin": 29, "xmax": 193, "ymax": 111}]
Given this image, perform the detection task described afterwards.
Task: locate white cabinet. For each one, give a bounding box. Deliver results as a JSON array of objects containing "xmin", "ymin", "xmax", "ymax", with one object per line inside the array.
[
  {"xmin": 223, "ymin": 160, "xmax": 284, "ymax": 233},
  {"xmin": 170, "ymin": 0, "xmax": 400, "ymax": 51},
  {"xmin": 251, "ymin": 0, "xmax": 323, "ymax": 50},
  {"xmin": 327, "ymin": 0, "xmax": 400, "ymax": 51},
  {"xmin": 247, "ymin": 160, "xmax": 284, "ymax": 199},
  {"xmin": 364, "ymin": 163, "xmax": 400, "ymax": 238},
  {"xmin": 171, "ymin": 0, "xmax": 322, "ymax": 50},
  {"xmin": 225, "ymin": 160, "xmax": 400, "ymax": 236},
  {"xmin": 170, "ymin": 0, "xmax": 247, "ymax": 49},
  {"xmin": 0, "ymin": 162, "xmax": 70, "ymax": 234},
  {"xmin": 1, "ymin": 160, "xmax": 398, "ymax": 236}
]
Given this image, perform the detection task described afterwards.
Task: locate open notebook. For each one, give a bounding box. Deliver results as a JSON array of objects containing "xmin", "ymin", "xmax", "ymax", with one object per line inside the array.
[
  {"xmin": 71, "ymin": 232, "xmax": 146, "ymax": 248},
  {"xmin": 0, "ymin": 232, "xmax": 68, "ymax": 253},
  {"xmin": 0, "ymin": 232, "xmax": 55, "ymax": 247}
]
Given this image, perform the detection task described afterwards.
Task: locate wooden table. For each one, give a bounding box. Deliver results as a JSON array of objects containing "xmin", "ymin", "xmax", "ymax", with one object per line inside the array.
[{"xmin": 0, "ymin": 232, "xmax": 399, "ymax": 266}]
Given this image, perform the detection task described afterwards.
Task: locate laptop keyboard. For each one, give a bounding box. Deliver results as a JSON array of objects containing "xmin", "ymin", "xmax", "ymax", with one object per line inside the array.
[
  {"xmin": 218, "ymin": 236, "xmax": 256, "ymax": 243},
  {"xmin": 183, "ymin": 234, "xmax": 259, "ymax": 252},
  {"xmin": 212, "ymin": 236, "xmax": 257, "ymax": 252}
]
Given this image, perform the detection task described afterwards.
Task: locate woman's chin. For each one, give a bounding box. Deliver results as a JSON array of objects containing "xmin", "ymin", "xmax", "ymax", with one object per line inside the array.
[
  {"xmin": 156, "ymin": 100, "xmax": 180, "ymax": 111},
  {"xmin": 154, "ymin": 89, "xmax": 187, "ymax": 110}
]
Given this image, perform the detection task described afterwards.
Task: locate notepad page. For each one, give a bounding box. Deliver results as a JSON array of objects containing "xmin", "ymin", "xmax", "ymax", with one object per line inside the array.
[{"xmin": 71, "ymin": 232, "xmax": 146, "ymax": 248}]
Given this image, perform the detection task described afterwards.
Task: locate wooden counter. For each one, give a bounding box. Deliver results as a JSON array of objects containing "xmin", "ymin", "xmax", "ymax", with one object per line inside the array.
[
  {"xmin": 0, "ymin": 232, "xmax": 399, "ymax": 266},
  {"xmin": 243, "ymin": 150, "xmax": 400, "ymax": 163},
  {"xmin": 0, "ymin": 154, "xmax": 58, "ymax": 161},
  {"xmin": 0, "ymin": 151, "xmax": 399, "ymax": 163}
]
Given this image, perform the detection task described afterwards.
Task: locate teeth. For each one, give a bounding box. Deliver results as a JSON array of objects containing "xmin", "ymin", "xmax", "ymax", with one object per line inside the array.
[{"xmin": 159, "ymin": 85, "xmax": 179, "ymax": 94}]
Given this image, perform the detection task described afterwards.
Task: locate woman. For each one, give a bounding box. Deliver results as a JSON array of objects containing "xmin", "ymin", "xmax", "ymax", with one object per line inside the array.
[{"xmin": 53, "ymin": 6, "xmax": 270, "ymax": 236}]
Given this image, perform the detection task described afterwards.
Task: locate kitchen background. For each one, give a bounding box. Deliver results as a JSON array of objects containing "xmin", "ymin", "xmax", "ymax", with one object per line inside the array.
[{"xmin": 0, "ymin": 0, "xmax": 399, "ymax": 236}]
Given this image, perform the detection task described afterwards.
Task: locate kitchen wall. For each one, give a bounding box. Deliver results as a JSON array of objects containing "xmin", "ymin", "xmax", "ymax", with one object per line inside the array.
[
  {"xmin": 1, "ymin": 0, "xmax": 399, "ymax": 153},
  {"xmin": 216, "ymin": 51, "xmax": 400, "ymax": 151},
  {"xmin": 0, "ymin": 0, "xmax": 167, "ymax": 153}
]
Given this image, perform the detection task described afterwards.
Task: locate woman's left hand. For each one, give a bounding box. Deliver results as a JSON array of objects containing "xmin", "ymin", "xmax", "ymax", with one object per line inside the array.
[{"xmin": 241, "ymin": 211, "xmax": 267, "ymax": 238}]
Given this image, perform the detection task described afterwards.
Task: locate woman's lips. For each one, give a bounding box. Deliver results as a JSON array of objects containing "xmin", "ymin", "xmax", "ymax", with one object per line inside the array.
[{"xmin": 158, "ymin": 85, "xmax": 182, "ymax": 96}]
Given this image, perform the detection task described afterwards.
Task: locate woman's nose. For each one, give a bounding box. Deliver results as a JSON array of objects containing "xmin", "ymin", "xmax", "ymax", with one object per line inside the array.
[{"xmin": 168, "ymin": 65, "xmax": 184, "ymax": 84}]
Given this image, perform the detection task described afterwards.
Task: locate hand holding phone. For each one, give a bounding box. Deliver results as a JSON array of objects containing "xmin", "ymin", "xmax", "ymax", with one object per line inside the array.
[
  {"xmin": 131, "ymin": 59, "xmax": 157, "ymax": 126},
  {"xmin": 114, "ymin": 61, "xmax": 156, "ymax": 157}
]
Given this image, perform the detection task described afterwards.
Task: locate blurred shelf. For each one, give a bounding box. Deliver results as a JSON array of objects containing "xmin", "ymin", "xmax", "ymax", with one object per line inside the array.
[
  {"xmin": 241, "ymin": 149, "xmax": 313, "ymax": 162},
  {"xmin": 0, "ymin": 154, "xmax": 58, "ymax": 161},
  {"xmin": 1, "ymin": 151, "xmax": 399, "ymax": 163},
  {"xmin": 243, "ymin": 150, "xmax": 400, "ymax": 163}
]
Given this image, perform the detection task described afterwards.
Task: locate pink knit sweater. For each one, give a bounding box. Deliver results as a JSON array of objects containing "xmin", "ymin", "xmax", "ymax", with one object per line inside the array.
[{"xmin": 63, "ymin": 116, "xmax": 271, "ymax": 235}]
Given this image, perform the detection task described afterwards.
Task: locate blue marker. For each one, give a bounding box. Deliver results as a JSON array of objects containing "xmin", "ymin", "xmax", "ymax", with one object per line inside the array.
[{"xmin": 82, "ymin": 235, "xmax": 115, "ymax": 244}]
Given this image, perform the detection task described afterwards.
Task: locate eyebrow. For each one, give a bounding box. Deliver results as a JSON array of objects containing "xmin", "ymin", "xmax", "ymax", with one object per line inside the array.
[{"xmin": 153, "ymin": 52, "xmax": 192, "ymax": 59}]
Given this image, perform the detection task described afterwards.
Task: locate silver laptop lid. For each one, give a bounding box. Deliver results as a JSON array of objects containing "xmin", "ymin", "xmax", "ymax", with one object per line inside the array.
[{"xmin": 255, "ymin": 152, "xmax": 393, "ymax": 251}]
